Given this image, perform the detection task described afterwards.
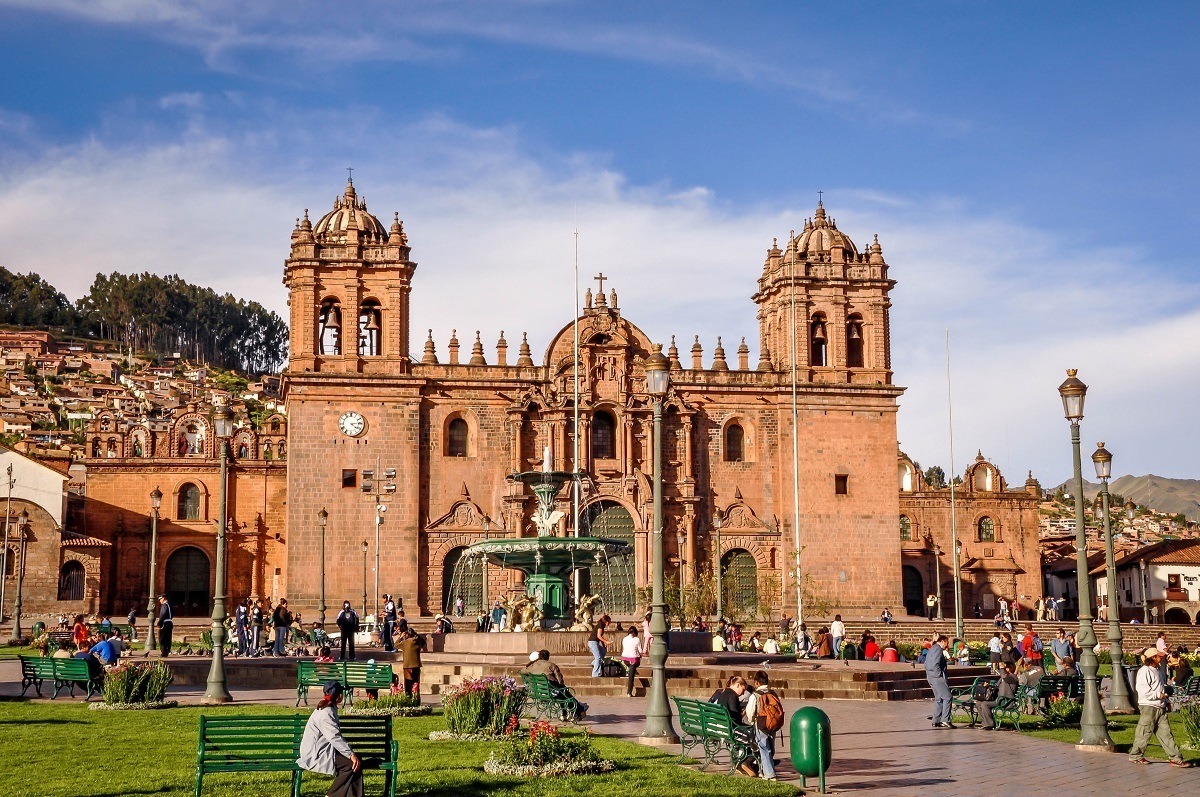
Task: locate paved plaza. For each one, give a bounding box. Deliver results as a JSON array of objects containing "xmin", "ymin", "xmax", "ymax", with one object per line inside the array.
[{"xmin": 1, "ymin": 658, "xmax": 1194, "ymax": 795}]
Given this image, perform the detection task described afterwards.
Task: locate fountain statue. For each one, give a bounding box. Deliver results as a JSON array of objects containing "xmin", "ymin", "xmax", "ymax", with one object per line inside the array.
[{"xmin": 448, "ymin": 447, "xmax": 633, "ymax": 629}]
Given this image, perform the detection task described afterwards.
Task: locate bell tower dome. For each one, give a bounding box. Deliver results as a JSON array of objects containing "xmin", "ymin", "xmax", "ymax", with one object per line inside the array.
[{"xmin": 283, "ymin": 177, "xmax": 417, "ymax": 374}]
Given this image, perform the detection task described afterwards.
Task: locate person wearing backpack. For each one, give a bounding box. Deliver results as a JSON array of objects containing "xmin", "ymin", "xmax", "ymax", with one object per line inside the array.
[
  {"xmin": 744, "ymin": 670, "xmax": 784, "ymax": 781},
  {"xmin": 1020, "ymin": 625, "xmax": 1043, "ymax": 668},
  {"xmin": 975, "ymin": 663, "xmax": 1019, "ymax": 730}
]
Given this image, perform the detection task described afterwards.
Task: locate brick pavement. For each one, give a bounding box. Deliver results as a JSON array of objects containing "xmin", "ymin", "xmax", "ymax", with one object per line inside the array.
[{"xmin": 1, "ymin": 659, "xmax": 1195, "ymax": 794}]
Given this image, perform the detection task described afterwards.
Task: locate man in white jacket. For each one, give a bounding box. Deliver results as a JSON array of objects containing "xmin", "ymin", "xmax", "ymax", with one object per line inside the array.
[
  {"xmin": 1129, "ymin": 648, "xmax": 1192, "ymax": 767},
  {"xmin": 298, "ymin": 681, "xmax": 364, "ymax": 796}
]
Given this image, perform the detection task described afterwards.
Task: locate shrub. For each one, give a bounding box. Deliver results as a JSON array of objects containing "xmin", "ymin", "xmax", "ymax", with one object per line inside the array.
[
  {"xmin": 343, "ymin": 692, "xmax": 431, "ymax": 717},
  {"xmin": 484, "ymin": 717, "xmax": 614, "ymax": 776},
  {"xmin": 442, "ymin": 676, "xmax": 526, "ymax": 736},
  {"xmin": 1045, "ymin": 693, "xmax": 1082, "ymax": 725},
  {"xmin": 102, "ymin": 661, "xmax": 172, "ymax": 705}
]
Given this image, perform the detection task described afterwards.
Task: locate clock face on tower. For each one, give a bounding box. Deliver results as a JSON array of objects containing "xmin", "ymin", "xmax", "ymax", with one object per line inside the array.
[{"xmin": 338, "ymin": 411, "xmax": 366, "ymax": 437}]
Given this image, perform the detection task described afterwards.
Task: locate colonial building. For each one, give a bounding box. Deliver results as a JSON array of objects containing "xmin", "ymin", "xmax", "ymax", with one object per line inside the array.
[
  {"xmin": 898, "ymin": 451, "xmax": 1043, "ymax": 617},
  {"xmin": 72, "ymin": 407, "xmax": 288, "ymax": 616},
  {"xmin": 0, "ymin": 447, "xmax": 73, "ymax": 617},
  {"xmin": 282, "ymin": 178, "xmax": 905, "ymax": 619},
  {"xmin": 1091, "ymin": 539, "xmax": 1200, "ymax": 625}
]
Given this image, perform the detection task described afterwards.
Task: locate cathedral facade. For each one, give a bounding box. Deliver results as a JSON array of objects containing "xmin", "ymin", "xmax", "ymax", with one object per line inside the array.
[{"xmin": 282, "ymin": 178, "xmax": 905, "ymax": 619}]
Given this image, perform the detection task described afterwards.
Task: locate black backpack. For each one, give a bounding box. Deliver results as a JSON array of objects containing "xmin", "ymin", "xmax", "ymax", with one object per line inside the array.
[{"xmin": 972, "ymin": 679, "xmax": 999, "ymax": 702}]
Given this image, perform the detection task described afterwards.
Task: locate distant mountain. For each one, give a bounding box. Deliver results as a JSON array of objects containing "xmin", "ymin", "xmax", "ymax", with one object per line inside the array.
[{"xmin": 1054, "ymin": 474, "xmax": 1200, "ymax": 521}]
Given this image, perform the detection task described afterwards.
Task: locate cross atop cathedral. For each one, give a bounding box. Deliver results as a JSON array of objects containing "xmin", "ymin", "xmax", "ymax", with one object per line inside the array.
[
  {"xmin": 347, "ymin": 166, "xmax": 354, "ymax": 182},
  {"xmin": 817, "ymin": 190, "xmax": 823, "ymax": 205},
  {"xmin": 594, "ymin": 272, "xmax": 607, "ymax": 294}
]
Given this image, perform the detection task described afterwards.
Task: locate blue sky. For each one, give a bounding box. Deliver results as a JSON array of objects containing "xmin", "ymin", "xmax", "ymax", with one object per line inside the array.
[{"xmin": 1, "ymin": 1, "xmax": 1198, "ymax": 482}]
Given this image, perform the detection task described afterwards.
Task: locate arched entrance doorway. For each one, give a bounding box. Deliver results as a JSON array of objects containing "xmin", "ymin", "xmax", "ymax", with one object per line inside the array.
[
  {"xmin": 58, "ymin": 561, "xmax": 85, "ymax": 601},
  {"xmin": 721, "ymin": 549, "xmax": 758, "ymax": 620},
  {"xmin": 165, "ymin": 546, "xmax": 210, "ymax": 616},
  {"xmin": 1164, "ymin": 607, "xmax": 1193, "ymax": 625},
  {"xmin": 902, "ymin": 565, "xmax": 924, "ymax": 616},
  {"xmin": 442, "ymin": 546, "xmax": 483, "ymax": 616},
  {"xmin": 580, "ymin": 500, "xmax": 636, "ymax": 614}
]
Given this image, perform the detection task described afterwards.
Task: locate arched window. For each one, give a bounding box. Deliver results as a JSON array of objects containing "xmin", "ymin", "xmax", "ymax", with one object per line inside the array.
[
  {"xmin": 91, "ymin": 438, "xmax": 101, "ymax": 457},
  {"xmin": 319, "ymin": 298, "xmax": 342, "ymax": 356},
  {"xmin": 58, "ymin": 561, "xmax": 85, "ymax": 601},
  {"xmin": 591, "ymin": 411, "xmax": 616, "ymax": 459},
  {"xmin": 978, "ymin": 517, "xmax": 995, "ymax": 542},
  {"xmin": 900, "ymin": 515, "xmax": 912, "ymax": 541},
  {"xmin": 447, "ymin": 418, "xmax": 469, "ymax": 457},
  {"xmin": 810, "ymin": 313, "xmax": 828, "ymax": 367},
  {"xmin": 106, "ymin": 438, "xmax": 117, "ymax": 457},
  {"xmin": 846, "ymin": 314, "xmax": 864, "ymax": 368},
  {"xmin": 278, "ymin": 440, "xmax": 286, "ymax": 459},
  {"xmin": 724, "ymin": 423, "xmax": 745, "ymax": 462},
  {"xmin": 263, "ymin": 441, "xmax": 274, "ymax": 461},
  {"xmin": 358, "ymin": 300, "xmax": 382, "ymax": 356},
  {"xmin": 178, "ymin": 483, "xmax": 202, "ymax": 521}
]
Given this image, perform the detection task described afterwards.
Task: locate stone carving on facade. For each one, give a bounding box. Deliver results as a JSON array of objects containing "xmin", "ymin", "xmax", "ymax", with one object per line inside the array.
[{"xmin": 427, "ymin": 498, "xmax": 489, "ymax": 530}]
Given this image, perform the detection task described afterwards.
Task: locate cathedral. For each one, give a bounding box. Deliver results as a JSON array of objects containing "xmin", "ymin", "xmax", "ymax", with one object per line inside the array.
[
  {"xmin": 36, "ymin": 177, "xmax": 1045, "ymax": 623},
  {"xmin": 281, "ymin": 177, "xmax": 904, "ymax": 619}
]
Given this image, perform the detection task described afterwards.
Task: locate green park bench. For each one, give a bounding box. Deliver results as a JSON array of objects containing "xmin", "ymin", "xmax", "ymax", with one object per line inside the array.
[
  {"xmin": 520, "ymin": 672, "xmax": 583, "ymax": 722},
  {"xmin": 949, "ymin": 674, "xmax": 1000, "ymax": 727},
  {"xmin": 296, "ymin": 660, "xmax": 394, "ymax": 706},
  {"xmin": 89, "ymin": 623, "xmax": 134, "ymax": 638},
  {"xmin": 991, "ymin": 675, "xmax": 1083, "ymax": 730},
  {"xmin": 18, "ymin": 655, "xmax": 103, "ymax": 700},
  {"xmin": 194, "ymin": 713, "xmax": 399, "ymax": 797},
  {"xmin": 672, "ymin": 696, "xmax": 757, "ymax": 773}
]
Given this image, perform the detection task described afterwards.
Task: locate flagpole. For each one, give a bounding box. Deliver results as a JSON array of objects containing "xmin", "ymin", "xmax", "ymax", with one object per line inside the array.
[
  {"xmin": 788, "ymin": 232, "xmax": 804, "ymax": 627},
  {"xmin": 573, "ymin": 215, "xmax": 582, "ymax": 600},
  {"xmin": 946, "ymin": 329, "xmax": 963, "ymax": 640}
]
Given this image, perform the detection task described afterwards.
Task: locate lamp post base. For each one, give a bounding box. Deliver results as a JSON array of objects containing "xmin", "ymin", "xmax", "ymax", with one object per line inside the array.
[
  {"xmin": 1074, "ymin": 741, "xmax": 1115, "ymax": 753},
  {"xmin": 638, "ymin": 733, "xmax": 680, "ymax": 747}
]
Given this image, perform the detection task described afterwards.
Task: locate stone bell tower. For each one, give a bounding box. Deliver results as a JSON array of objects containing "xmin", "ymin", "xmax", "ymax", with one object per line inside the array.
[
  {"xmin": 752, "ymin": 200, "xmax": 893, "ymax": 385},
  {"xmin": 283, "ymin": 176, "xmax": 417, "ymax": 375}
]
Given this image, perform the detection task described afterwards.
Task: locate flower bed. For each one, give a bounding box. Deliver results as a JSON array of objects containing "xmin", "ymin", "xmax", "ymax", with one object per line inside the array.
[
  {"xmin": 89, "ymin": 700, "xmax": 179, "ymax": 711},
  {"xmin": 343, "ymin": 692, "xmax": 432, "ymax": 718},
  {"xmin": 483, "ymin": 718, "xmax": 614, "ymax": 776},
  {"xmin": 1045, "ymin": 693, "xmax": 1082, "ymax": 725},
  {"xmin": 441, "ymin": 675, "xmax": 526, "ymax": 737},
  {"xmin": 102, "ymin": 661, "xmax": 173, "ymax": 707}
]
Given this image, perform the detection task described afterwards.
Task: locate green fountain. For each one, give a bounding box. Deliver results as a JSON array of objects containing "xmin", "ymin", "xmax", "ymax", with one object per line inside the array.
[{"xmin": 452, "ymin": 450, "xmax": 633, "ymax": 629}]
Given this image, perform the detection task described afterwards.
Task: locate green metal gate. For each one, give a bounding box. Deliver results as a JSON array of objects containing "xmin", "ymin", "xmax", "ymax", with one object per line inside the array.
[
  {"xmin": 582, "ymin": 501, "xmax": 636, "ymax": 614},
  {"xmin": 721, "ymin": 549, "xmax": 758, "ymax": 619}
]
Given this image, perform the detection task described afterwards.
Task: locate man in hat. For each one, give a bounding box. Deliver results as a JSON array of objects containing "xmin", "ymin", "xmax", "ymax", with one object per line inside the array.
[
  {"xmin": 1129, "ymin": 647, "xmax": 1192, "ymax": 767},
  {"xmin": 298, "ymin": 680, "xmax": 363, "ymax": 797},
  {"xmin": 526, "ymin": 649, "xmax": 587, "ymax": 719}
]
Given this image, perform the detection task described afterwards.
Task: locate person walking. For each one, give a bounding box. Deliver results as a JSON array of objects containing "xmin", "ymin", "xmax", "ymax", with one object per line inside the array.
[
  {"xmin": 297, "ymin": 681, "xmax": 364, "ymax": 797},
  {"xmin": 272, "ymin": 599, "xmax": 293, "ymax": 656},
  {"xmin": 744, "ymin": 670, "xmax": 784, "ymax": 781},
  {"xmin": 234, "ymin": 599, "xmax": 249, "ymax": 657},
  {"xmin": 590, "ymin": 614, "xmax": 609, "ymax": 672},
  {"xmin": 336, "ymin": 601, "xmax": 360, "ymax": 662},
  {"xmin": 250, "ymin": 599, "xmax": 265, "ymax": 656},
  {"xmin": 925, "ymin": 634, "xmax": 953, "ymax": 728},
  {"xmin": 1129, "ymin": 647, "xmax": 1193, "ymax": 767},
  {"xmin": 489, "ymin": 600, "xmax": 507, "ymax": 633},
  {"xmin": 829, "ymin": 615, "xmax": 846, "ymax": 657},
  {"xmin": 127, "ymin": 607, "xmax": 138, "ymax": 642},
  {"xmin": 155, "ymin": 595, "xmax": 173, "ymax": 656},
  {"xmin": 621, "ymin": 626, "xmax": 642, "ymax": 697},
  {"xmin": 382, "ymin": 594, "xmax": 397, "ymax": 653},
  {"xmin": 397, "ymin": 628, "xmax": 425, "ymax": 696}
]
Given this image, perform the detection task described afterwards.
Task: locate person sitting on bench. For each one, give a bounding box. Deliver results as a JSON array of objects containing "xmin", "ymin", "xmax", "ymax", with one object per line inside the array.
[
  {"xmin": 975, "ymin": 662, "xmax": 1019, "ymax": 730},
  {"xmin": 526, "ymin": 649, "xmax": 588, "ymax": 718},
  {"xmin": 298, "ymin": 680, "xmax": 363, "ymax": 797}
]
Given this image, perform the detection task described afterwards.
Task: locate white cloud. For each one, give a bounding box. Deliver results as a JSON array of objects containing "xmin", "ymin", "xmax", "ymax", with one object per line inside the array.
[{"xmin": 0, "ymin": 109, "xmax": 1194, "ymax": 479}]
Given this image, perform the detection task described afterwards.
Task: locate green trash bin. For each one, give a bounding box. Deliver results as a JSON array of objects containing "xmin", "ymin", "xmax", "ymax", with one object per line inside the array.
[
  {"xmin": 789, "ymin": 705, "xmax": 831, "ymax": 793},
  {"xmin": 31, "ymin": 621, "xmax": 46, "ymax": 638}
]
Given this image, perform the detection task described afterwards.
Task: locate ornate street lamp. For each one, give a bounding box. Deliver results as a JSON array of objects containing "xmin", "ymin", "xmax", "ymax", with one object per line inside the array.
[
  {"xmin": 641, "ymin": 343, "xmax": 677, "ymax": 744},
  {"xmin": 146, "ymin": 487, "xmax": 162, "ymax": 652},
  {"xmin": 12, "ymin": 509, "xmax": 28, "ymax": 639},
  {"xmin": 1057, "ymin": 370, "xmax": 1112, "ymax": 749},
  {"xmin": 1093, "ymin": 443, "xmax": 1135, "ymax": 713},
  {"xmin": 202, "ymin": 402, "xmax": 234, "ymax": 704},
  {"xmin": 317, "ymin": 508, "xmax": 328, "ymax": 627}
]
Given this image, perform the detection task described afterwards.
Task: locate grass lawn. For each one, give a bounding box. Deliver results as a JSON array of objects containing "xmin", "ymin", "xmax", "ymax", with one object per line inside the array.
[
  {"xmin": 0, "ymin": 701, "xmax": 796, "ymax": 797},
  {"xmin": 0, "ymin": 645, "xmax": 38, "ymax": 660},
  {"xmin": 1022, "ymin": 713, "xmax": 1200, "ymax": 762}
]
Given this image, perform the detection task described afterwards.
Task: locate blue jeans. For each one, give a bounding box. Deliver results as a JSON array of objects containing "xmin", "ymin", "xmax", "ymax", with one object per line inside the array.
[
  {"xmin": 832, "ymin": 636, "xmax": 843, "ymax": 656},
  {"xmin": 273, "ymin": 626, "xmax": 288, "ymax": 656},
  {"xmin": 588, "ymin": 641, "xmax": 603, "ymax": 677},
  {"xmin": 929, "ymin": 674, "xmax": 952, "ymax": 723},
  {"xmin": 754, "ymin": 726, "xmax": 776, "ymax": 779}
]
